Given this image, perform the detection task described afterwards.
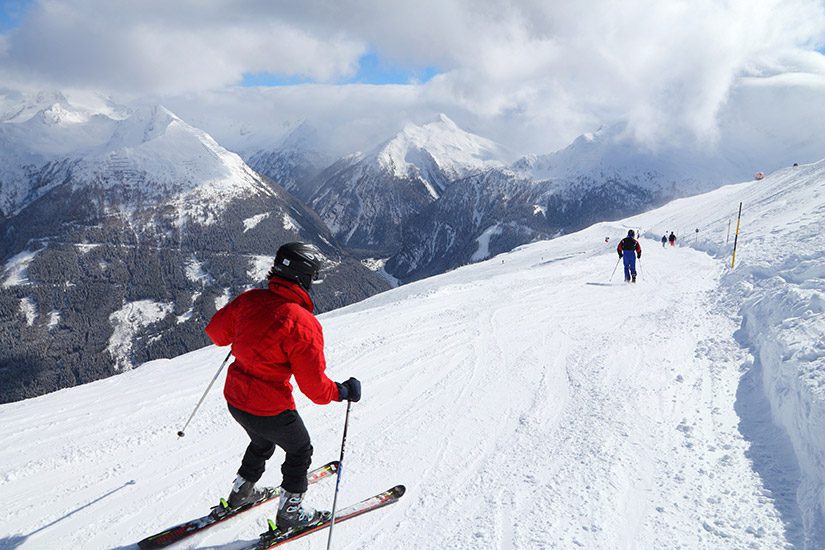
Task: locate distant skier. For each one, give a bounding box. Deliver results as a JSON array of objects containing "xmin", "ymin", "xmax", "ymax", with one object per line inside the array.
[
  {"xmin": 668, "ymin": 232, "xmax": 676, "ymax": 247},
  {"xmin": 205, "ymin": 242, "xmax": 361, "ymax": 531},
  {"xmin": 661, "ymin": 234, "xmax": 667, "ymax": 248},
  {"xmin": 617, "ymin": 230, "xmax": 642, "ymax": 283}
]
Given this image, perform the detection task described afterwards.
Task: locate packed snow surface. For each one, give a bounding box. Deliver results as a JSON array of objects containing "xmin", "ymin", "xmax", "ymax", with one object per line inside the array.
[{"xmin": 0, "ymin": 160, "xmax": 823, "ymax": 549}]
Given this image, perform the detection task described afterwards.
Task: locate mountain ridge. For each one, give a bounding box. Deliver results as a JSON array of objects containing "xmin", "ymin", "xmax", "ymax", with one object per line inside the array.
[{"xmin": 0, "ymin": 98, "xmax": 390, "ymax": 403}]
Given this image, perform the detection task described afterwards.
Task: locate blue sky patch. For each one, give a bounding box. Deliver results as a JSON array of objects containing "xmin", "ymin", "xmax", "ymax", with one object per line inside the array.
[
  {"xmin": 241, "ymin": 73, "xmax": 315, "ymax": 87},
  {"xmin": 242, "ymin": 50, "xmax": 439, "ymax": 87},
  {"xmin": 0, "ymin": 0, "xmax": 31, "ymax": 32}
]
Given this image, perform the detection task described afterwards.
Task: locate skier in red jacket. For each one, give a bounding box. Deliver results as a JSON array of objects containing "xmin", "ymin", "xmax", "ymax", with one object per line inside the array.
[{"xmin": 205, "ymin": 242, "xmax": 361, "ymax": 531}]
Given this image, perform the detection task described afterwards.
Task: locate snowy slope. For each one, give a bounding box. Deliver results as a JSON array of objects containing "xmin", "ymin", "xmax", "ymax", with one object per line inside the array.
[{"xmin": 1, "ymin": 160, "xmax": 823, "ymax": 549}]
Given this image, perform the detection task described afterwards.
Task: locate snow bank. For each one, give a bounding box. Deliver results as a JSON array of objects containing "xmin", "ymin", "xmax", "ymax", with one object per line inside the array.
[
  {"xmin": 722, "ymin": 163, "xmax": 825, "ymax": 547},
  {"xmin": 628, "ymin": 158, "xmax": 825, "ymax": 546},
  {"xmin": 730, "ymin": 257, "xmax": 825, "ymax": 547},
  {"xmin": 564, "ymin": 157, "xmax": 825, "ymax": 546}
]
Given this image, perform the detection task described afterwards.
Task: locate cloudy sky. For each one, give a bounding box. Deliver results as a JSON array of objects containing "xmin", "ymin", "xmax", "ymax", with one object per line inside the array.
[{"xmin": 1, "ymin": 0, "xmax": 825, "ymax": 155}]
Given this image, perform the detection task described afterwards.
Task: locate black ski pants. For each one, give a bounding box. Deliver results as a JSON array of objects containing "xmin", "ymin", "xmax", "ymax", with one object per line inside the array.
[{"xmin": 228, "ymin": 404, "xmax": 313, "ymax": 493}]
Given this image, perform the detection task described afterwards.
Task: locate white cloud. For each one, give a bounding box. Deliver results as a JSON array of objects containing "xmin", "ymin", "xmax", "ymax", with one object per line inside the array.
[
  {"xmin": 1, "ymin": 0, "xmax": 824, "ymax": 153},
  {"xmin": 0, "ymin": 0, "xmax": 365, "ymax": 94}
]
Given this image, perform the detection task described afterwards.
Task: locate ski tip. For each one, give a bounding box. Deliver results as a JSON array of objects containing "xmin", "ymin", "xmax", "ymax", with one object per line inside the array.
[{"xmin": 391, "ymin": 485, "xmax": 406, "ymax": 497}]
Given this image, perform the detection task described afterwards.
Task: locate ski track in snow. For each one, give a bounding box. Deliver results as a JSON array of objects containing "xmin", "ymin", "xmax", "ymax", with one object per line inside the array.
[{"xmin": 2, "ymin": 161, "xmax": 824, "ymax": 549}]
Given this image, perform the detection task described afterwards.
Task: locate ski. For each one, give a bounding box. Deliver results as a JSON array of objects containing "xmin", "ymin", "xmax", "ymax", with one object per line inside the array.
[
  {"xmin": 136, "ymin": 460, "xmax": 339, "ymax": 549},
  {"xmin": 249, "ymin": 484, "xmax": 406, "ymax": 549}
]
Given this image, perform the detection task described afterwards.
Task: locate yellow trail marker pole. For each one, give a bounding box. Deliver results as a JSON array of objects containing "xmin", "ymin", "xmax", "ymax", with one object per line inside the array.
[{"xmin": 731, "ymin": 202, "xmax": 743, "ymax": 269}]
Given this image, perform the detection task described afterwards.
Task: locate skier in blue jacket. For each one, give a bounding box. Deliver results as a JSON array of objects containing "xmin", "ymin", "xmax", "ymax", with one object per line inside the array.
[{"xmin": 617, "ymin": 230, "xmax": 642, "ymax": 283}]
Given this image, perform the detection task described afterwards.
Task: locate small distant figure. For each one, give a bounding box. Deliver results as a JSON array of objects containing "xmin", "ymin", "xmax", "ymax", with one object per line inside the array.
[
  {"xmin": 793, "ymin": 163, "xmax": 799, "ymax": 167},
  {"xmin": 605, "ymin": 236, "xmax": 610, "ymax": 243},
  {"xmin": 661, "ymin": 234, "xmax": 668, "ymax": 248},
  {"xmin": 754, "ymin": 171, "xmax": 765, "ymax": 180},
  {"xmin": 617, "ymin": 229, "xmax": 642, "ymax": 283},
  {"xmin": 668, "ymin": 232, "xmax": 676, "ymax": 247}
]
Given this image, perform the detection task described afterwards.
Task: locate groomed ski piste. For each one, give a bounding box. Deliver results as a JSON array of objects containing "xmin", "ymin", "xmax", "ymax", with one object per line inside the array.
[{"xmin": 1, "ymin": 159, "xmax": 823, "ymax": 549}]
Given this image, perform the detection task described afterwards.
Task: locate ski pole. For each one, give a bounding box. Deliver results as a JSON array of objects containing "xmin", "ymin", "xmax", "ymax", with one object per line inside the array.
[
  {"xmin": 609, "ymin": 256, "xmax": 621, "ymax": 282},
  {"xmin": 176, "ymin": 350, "xmax": 232, "ymax": 437},
  {"xmin": 327, "ymin": 400, "xmax": 352, "ymax": 550}
]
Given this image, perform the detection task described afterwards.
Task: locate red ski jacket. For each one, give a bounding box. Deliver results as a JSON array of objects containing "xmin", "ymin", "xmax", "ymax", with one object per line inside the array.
[{"xmin": 205, "ymin": 278, "xmax": 341, "ymax": 416}]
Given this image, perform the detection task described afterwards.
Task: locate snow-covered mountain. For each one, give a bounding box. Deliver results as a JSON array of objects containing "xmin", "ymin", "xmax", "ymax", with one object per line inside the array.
[
  {"xmin": 0, "ymin": 97, "xmax": 118, "ymax": 216},
  {"xmin": 244, "ymin": 121, "xmax": 332, "ymax": 201},
  {"xmin": 1, "ymin": 158, "xmax": 822, "ymax": 548},
  {"xmin": 0, "ymin": 100, "xmax": 272, "ymax": 219},
  {"xmin": 374, "ymin": 114, "xmax": 506, "ymax": 181},
  {"xmin": 308, "ymin": 115, "xmax": 506, "ymax": 255},
  {"xmin": 0, "ymin": 97, "xmax": 390, "ymax": 403},
  {"xmin": 385, "ymin": 125, "xmax": 765, "ymax": 282},
  {"xmin": 385, "ymin": 167, "xmax": 654, "ymax": 281},
  {"xmin": 1, "ymin": 88, "xmax": 816, "ymax": 406},
  {"xmin": 253, "ymin": 118, "xmax": 761, "ymax": 283},
  {"xmin": 0, "ymin": 89, "xmax": 128, "ymax": 126},
  {"xmin": 511, "ymin": 124, "xmax": 752, "ymax": 196}
]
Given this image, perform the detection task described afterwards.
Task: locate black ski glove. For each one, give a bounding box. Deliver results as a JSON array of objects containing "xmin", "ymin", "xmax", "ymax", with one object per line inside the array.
[
  {"xmin": 617, "ymin": 252, "xmax": 623, "ymax": 258},
  {"xmin": 336, "ymin": 377, "xmax": 361, "ymax": 402},
  {"xmin": 637, "ymin": 253, "xmax": 641, "ymax": 259}
]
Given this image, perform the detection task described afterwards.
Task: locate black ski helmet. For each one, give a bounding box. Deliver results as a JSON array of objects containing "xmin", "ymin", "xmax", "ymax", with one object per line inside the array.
[
  {"xmin": 627, "ymin": 229, "xmax": 635, "ymax": 238},
  {"xmin": 268, "ymin": 242, "xmax": 324, "ymax": 291}
]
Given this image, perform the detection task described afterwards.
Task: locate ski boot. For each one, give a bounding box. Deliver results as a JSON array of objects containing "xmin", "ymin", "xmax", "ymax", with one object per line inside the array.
[
  {"xmin": 632, "ymin": 274, "xmax": 636, "ymax": 283},
  {"xmin": 276, "ymin": 490, "xmax": 330, "ymax": 531},
  {"xmin": 227, "ymin": 475, "xmax": 268, "ymax": 508}
]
